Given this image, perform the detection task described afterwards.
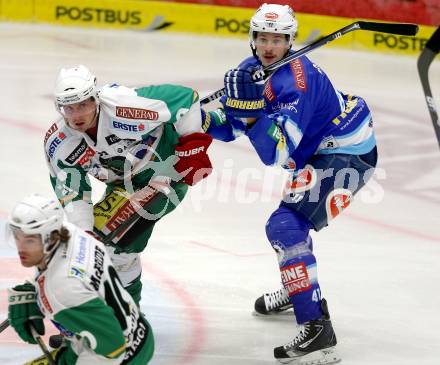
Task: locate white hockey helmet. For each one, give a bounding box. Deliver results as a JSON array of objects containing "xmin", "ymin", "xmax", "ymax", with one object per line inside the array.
[
  {"xmin": 8, "ymin": 194, "xmax": 64, "ymax": 252},
  {"xmin": 249, "ymin": 3, "xmax": 298, "ymax": 48},
  {"xmin": 54, "ymin": 64, "xmax": 97, "ymax": 110}
]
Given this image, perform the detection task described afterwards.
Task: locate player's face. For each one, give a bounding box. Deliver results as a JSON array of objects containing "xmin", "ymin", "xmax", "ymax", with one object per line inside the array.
[
  {"xmin": 62, "ymin": 98, "xmax": 98, "ymax": 132},
  {"xmin": 12, "ymin": 230, "xmax": 45, "ymax": 268},
  {"xmin": 255, "ymin": 32, "xmax": 290, "ymax": 67}
]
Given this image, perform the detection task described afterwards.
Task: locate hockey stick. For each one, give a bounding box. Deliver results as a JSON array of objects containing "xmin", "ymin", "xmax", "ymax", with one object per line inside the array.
[
  {"xmin": 0, "ymin": 318, "xmax": 9, "ymax": 333},
  {"xmin": 201, "ymin": 21, "xmax": 419, "ymax": 105},
  {"xmin": 30, "ymin": 325, "xmax": 56, "ymax": 365},
  {"xmin": 417, "ymin": 26, "xmax": 440, "ymax": 149}
]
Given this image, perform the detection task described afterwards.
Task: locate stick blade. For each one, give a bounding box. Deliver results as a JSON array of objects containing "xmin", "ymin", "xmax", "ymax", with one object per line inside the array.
[{"xmin": 358, "ymin": 21, "xmax": 419, "ymax": 36}]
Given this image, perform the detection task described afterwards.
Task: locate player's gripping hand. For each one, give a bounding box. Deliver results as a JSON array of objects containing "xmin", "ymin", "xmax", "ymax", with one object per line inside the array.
[
  {"xmin": 222, "ymin": 66, "xmax": 265, "ymax": 118},
  {"xmin": 8, "ymin": 283, "xmax": 45, "ymax": 344},
  {"xmin": 175, "ymin": 132, "xmax": 213, "ymax": 186}
]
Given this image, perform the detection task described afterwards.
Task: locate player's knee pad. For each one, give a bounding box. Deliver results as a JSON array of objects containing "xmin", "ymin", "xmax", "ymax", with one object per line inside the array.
[
  {"xmin": 266, "ymin": 206, "xmax": 311, "ymax": 247},
  {"xmin": 266, "ymin": 206, "xmax": 313, "ymax": 263}
]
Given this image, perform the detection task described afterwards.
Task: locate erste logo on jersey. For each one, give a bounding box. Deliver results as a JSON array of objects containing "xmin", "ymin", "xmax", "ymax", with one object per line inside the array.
[
  {"xmin": 281, "ymin": 262, "xmax": 312, "ymax": 296},
  {"xmin": 47, "ymin": 132, "xmax": 67, "ymax": 158},
  {"xmin": 112, "ymin": 120, "xmax": 145, "ymax": 132},
  {"xmin": 116, "ymin": 106, "xmax": 159, "ymax": 121},
  {"xmin": 290, "ymin": 59, "xmax": 307, "ymax": 92}
]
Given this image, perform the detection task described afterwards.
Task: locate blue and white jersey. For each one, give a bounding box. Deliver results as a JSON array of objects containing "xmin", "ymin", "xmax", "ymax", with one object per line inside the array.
[{"xmin": 205, "ymin": 53, "xmax": 376, "ymax": 172}]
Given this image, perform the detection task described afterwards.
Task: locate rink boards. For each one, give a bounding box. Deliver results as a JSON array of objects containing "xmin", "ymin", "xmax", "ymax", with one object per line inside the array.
[{"xmin": 0, "ymin": 0, "xmax": 438, "ymax": 56}]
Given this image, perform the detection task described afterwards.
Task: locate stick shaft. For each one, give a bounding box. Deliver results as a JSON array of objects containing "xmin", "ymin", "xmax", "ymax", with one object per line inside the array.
[{"xmin": 201, "ymin": 21, "xmax": 418, "ymax": 105}]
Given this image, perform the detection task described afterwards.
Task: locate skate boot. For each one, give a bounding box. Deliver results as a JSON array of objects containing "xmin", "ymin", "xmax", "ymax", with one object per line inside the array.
[
  {"xmin": 254, "ymin": 287, "xmax": 293, "ymax": 315},
  {"xmin": 274, "ymin": 299, "xmax": 340, "ymax": 364}
]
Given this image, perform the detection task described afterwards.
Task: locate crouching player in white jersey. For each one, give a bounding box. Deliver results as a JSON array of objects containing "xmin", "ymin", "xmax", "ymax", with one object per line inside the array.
[
  {"xmin": 44, "ymin": 65, "xmax": 213, "ymax": 305},
  {"xmin": 202, "ymin": 3, "xmax": 378, "ymax": 364},
  {"xmin": 7, "ymin": 194, "xmax": 154, "ymax": 364}
]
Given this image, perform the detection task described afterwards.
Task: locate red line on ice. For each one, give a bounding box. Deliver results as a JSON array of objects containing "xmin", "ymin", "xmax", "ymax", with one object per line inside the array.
[{"xmin": 142, "ymin": 260, "xmax": 206, "ymax": 365}]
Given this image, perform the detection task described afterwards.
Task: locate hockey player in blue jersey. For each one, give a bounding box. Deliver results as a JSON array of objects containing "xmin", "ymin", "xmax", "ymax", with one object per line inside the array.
[{"xmin": 202, "ymin": 3, "xmax": 378, "ymax": 364}]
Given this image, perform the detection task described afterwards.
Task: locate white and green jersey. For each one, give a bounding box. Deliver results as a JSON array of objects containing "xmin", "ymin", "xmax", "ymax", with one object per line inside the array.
[
  {"xmin": 35, "ymin": 223, "xmax": 153, "ymax": 364},
  {"xmin": 44, "ymin": 84, "xmax": 201, "ymax": 230}
]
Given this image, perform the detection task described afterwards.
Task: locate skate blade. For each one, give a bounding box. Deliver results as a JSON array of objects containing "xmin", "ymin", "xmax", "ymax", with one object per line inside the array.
[
  {"xmin": 252, "ymin": 309, "xmax": 295, "ymax": 317},
  {"xmin": 277, "ymin": 346, "xmax": 341, "ymax": 365}
]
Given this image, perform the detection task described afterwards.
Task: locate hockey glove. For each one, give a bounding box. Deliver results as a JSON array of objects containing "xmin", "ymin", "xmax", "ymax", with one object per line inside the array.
[
  {"xmin": 8, "ymin": 283, "xmax": 45, "ymax": 344},
  {"xmin": 175, "ymin": 132, "xmax": 213, "ymax": 186},
  {"xmin": 223, "ymin": 66, "xmax": 265, "ymax": 118}
]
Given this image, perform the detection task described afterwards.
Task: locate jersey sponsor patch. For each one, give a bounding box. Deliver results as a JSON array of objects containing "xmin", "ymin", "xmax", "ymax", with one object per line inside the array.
[
  {"xmin": 37, "ymin": 275, "xmax": 53, "ymax": 314},
  {"xmin": 112, "ymin": 120, "xmax": 146, "ymax": 132},
  {"xmin": 325, "ymin": 188, "xmax": 352, "ymax": 221},
  {"xmin": 44, "ymin": 123, "xmax": 58, "ymax": 145},
  {"xmin": 47, "ymin": 132, "xmax": 67, "ymax": 159},
  {"xmin": 281, "ymin": 262, "xmax": 312, "ymax": 296},
  {"xmin": 290, "ymin": 59, "xmax": 307, "ymax": 92},
  {"xmin": 116, "ymin": 106, "xmax": 159, "ymax": 121},
  {"xmin": 65, "ymin": 139, "xmax": 88, "ymax": 164},
  {"xmin": 105, "ymin": 134, "xmax": 121, "ymax": 145},
  {"xmin": 264, "ymin": 80, "xmax": 276, "ymax": 103},
  {"xmin": 68, "ymin": 235, "xmax": 89, "ymax": 280},
  {"xmin": 104, "ymin": 188, "xmax": 157, "ymax": 234},
  {"xmin": 78, "ymin": 147, "xmax": 96, "ymax": 166}
]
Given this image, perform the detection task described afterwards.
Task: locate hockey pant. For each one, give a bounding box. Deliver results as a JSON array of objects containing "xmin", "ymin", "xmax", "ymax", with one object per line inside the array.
[{"xmin": 266, "ymin": 148, "xmax": 377, "ymax": 323}]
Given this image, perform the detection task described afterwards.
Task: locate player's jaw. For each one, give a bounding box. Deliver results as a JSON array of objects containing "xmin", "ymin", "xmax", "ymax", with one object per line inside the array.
[
  {"xmin": 14, "ymin": 234, "xmax": 45, "ymax": 268},
  {"xmin": 256, "ymin": 45, "xmax": 289, "ymax": 67},
  {"xmin": 260, "ymin": 52, "xmax": 281, "ymax": 66},
  {"xmin": 67, "ymin": 111, "xmax": 97, "ymax": 132}
]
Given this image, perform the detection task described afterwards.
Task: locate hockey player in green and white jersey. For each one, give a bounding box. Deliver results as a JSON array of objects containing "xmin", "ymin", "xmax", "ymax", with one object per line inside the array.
[
  {"xmin": 44, "ymin": 65, "xmax": 213, "ymax": 304},
  {"xmin": 7, "ymin": 194, "xmax": 154, "ymax": 364}
]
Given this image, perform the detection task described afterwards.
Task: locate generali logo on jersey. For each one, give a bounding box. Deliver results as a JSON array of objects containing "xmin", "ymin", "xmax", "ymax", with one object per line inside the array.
[
  {"xmin": 44, "ymin": 123, "xmax": 58, "ymax": 144},
  {"xmin": 116, "ymin": 106, "xmax": 159, "ymax": 121},
  {"xmin": 281, "ymin": 262, "xmax": 312, "ymax": 296},
  {"xmin": 291, "ymin": 59, "xmax": 307, "ymax": 92}
]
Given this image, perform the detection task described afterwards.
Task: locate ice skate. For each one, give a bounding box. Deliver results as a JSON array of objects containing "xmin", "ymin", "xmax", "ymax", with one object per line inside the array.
[
  {"xmin": 253, "ymin": 287, "xmax": 293, "ymax": 316},
  {"xmin": 274, "ymin": 299, "xmax": 340, "ymax": 365}
]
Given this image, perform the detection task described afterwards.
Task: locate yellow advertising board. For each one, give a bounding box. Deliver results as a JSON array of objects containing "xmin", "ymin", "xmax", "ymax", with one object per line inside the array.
[{"xmin": 0, "ymin": 0, "xmax": 436, "ymax": 56}]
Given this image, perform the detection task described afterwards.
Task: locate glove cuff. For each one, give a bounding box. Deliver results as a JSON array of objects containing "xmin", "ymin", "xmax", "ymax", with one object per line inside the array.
[{"xmin": 223, "ymin": 97, "xmax": 265, "ymax": 118}]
